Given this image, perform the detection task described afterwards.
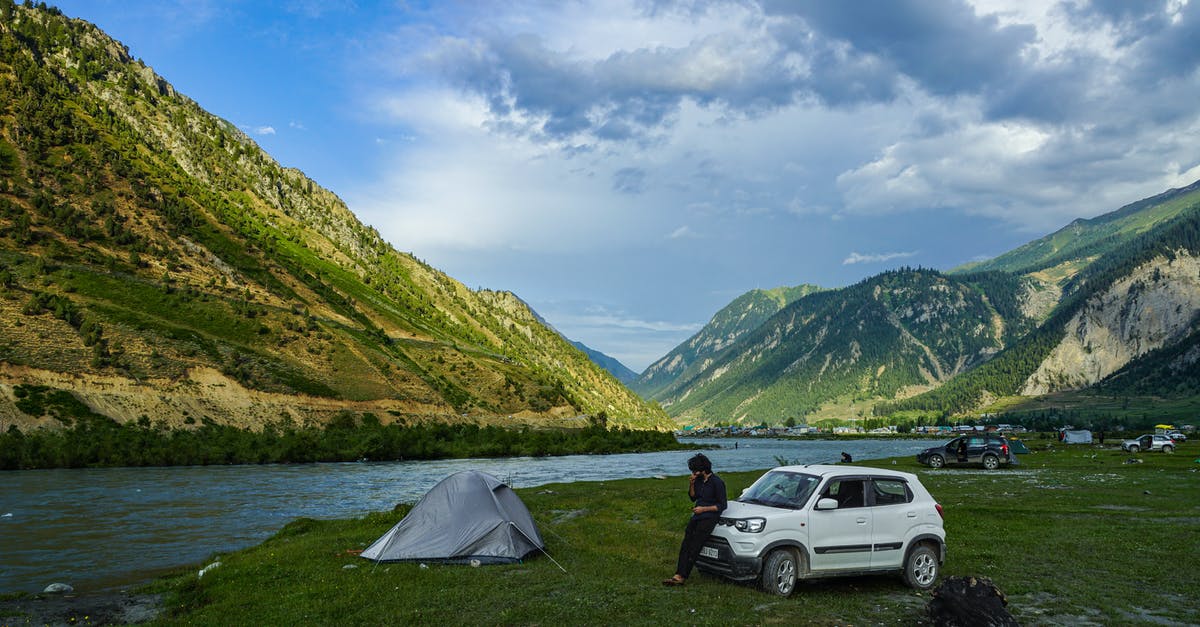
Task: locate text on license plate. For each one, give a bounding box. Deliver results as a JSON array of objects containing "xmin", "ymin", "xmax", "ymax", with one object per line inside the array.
[{"xmin": 699, "ymin": 546, "xmax": 719, "ymax": 559}]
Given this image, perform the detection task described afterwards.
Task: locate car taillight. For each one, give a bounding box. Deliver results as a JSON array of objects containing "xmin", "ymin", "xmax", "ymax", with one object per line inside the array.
[
  {"xmin": 935, "ymin": 503, "xmax": 944, "ymax": 519},
  {"xmin": 1001, "ymin": 443, "xmax": 1009, "ymax": 456}
]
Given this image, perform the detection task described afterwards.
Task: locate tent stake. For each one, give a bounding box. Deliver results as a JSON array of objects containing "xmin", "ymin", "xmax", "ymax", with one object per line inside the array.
[{"xmin": 512, "ymin": 522, "xmax": 568, "ymax": 574}]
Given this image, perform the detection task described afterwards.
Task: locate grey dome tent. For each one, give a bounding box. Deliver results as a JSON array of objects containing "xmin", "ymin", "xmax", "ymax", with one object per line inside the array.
[
  {"xmin": 360, "ymin": 470, "xmax": 545, "ymax": 564},
  {"xmin": 1061, "ymin": 429, "xmax": 1093, "ymax": 444}
]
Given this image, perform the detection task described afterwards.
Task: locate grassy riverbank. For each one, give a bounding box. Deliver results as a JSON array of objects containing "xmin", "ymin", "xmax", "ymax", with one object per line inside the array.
[
  {"xmin": 0, "ymin": 388, "xmax": 690, "ymax": 469},
  {"xmin": 40, "ymin": 443, "xmax": 1200, "ymax": 625}
]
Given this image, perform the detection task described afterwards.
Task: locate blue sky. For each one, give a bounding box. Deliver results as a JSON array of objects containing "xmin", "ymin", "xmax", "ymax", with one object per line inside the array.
[{"xmin": 48, "ymin": 0, "xmax": 1200, "ymax": 372}]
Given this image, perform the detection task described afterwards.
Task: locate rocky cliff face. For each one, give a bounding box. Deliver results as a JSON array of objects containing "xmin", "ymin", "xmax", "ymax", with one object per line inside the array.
[{"xmin": 1022, "ymin": 252, "xmax": 1200, "ymax": 394}]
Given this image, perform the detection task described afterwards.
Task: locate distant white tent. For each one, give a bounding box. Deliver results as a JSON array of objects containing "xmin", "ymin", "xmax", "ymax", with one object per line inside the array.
[
  {"xmin": 361, "ymin": 470, "xmax": 545, "ymax": 565},
  {"xmin": 1061, "ymin": 430, "xmax": 1093, "ymax": 444}
]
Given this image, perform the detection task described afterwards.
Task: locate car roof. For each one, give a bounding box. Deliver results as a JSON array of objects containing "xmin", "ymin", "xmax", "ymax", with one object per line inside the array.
[{"xmin": 770, "ymin": 464, "xmax": 921, "ymax": 482}]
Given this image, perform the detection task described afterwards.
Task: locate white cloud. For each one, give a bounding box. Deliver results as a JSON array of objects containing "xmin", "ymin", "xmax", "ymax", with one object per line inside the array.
[
  {"xmin": 344, "ymin": 0, "xmax": 1200, "ymax": 365},
  {"xmin": 668, "ymin": 225, "xmax": 698, "ymax": 239},
  {"xmin": 531, "ymin": 301, "xmax": 705, "ymax": 371},
  {"xmin": 843, "ymin": 251, "xmax": 919, "ymax": 265},
  {"xmin": 253, "ymin": 125, "xmax": 276, "ymax": 136}
]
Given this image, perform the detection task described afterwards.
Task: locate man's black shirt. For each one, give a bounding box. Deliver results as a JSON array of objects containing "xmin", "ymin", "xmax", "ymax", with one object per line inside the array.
[{"xmin": 691, "ymin": 473, "xmax": 727, "ymax": 520}]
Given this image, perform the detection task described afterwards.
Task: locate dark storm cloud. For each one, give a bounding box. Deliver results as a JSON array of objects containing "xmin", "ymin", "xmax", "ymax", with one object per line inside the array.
[
  {"xmin": 430, "ymin": 25, "xmax": 812, "ymax": 143},
  {"xmin": 426, "ymin": 0, "xmax": 1044, "ymax": 145},
  {"xmin": 1062, "ymin": 0, "xmax": 1200, "ymax": 79},
  {"xmin": 762, "ymin": 0, "xmax": 1035, "ymax": 95},
  {"xmin": 425, "ymin": 0, "xmax": 1197, "ymax": 165},
  {"xmin": 1063, "ymin": 0, "xmax": 1172, "ymax": 44},
  {"xmin": 1136, "ymin": 1, "xmax": 1200, "ymax": 79},
  {"xmin": 982, "ymin": 54, "xmax": 1094, "ymax": 123}
]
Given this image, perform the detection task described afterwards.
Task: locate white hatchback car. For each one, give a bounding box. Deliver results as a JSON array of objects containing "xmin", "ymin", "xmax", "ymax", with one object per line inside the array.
[{"xmin": 695, "ymin": 464, "xmax": 945, "ymax": 596}]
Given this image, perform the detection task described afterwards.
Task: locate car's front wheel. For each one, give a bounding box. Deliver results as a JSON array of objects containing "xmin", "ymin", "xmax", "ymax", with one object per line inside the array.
[
  {"xmin": 927, "ymin": 454, "xmax": 945, "ymax": 469},
  {"xmin": 902, "ymin": 543, "xmax": 940, "ymax": 590},
  {"xmin": 761, "ymin": 548, "xmax": 800, "ymax": 597},
  {"xmin": 1128, "ymin": 445, "xmax": 1140, "ymax": 453},
  {"xmin": 982, "ymin": 454, "xmax": 1000, "ymax": 470}
]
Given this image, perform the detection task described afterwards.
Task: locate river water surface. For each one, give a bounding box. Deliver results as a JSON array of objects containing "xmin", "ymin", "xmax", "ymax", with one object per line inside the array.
[{"xmin": 0, "ymin": 438, "xmax": 933, "ymax": 593}]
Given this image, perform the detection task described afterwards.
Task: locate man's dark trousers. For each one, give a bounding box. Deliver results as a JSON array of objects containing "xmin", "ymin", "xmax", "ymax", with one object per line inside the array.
[{"xmin": 676, "ymin": 516, "xmax": 719, "ymax": 578}]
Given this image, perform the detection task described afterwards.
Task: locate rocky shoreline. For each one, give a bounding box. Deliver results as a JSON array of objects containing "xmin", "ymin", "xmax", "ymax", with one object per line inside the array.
[{"xmin": 0, "ymin": 589, "xmax": 163, "ymax": 626}]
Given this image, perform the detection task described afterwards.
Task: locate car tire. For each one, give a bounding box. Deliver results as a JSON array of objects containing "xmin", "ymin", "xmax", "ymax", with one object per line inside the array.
[
  {"xmin": 1163, "ymin": 445, "xmax": 1174, "ymax": 453},
  {"xmin": 982, "ymin": 454, "xmax": 1000, "ymax": 470},
  {"xmin": 761, "ymin": 548, "xmax": 800, "ymax": 597},
  {"xmin": 1129, "ymin": 445, "xmax": 1140, "ymax": 453},
  {"xmin": 928, "ymin": 454, "xmax": 945, "ymax": 469},
  {"xmin": 902, "ymin": 543, "xmax": 940, "ymax": 590}
]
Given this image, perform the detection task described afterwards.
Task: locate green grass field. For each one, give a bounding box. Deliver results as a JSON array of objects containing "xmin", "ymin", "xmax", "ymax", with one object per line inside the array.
[{"xmin": 120, "ymin": 443, "xmax": 1200, "ymax": 625}]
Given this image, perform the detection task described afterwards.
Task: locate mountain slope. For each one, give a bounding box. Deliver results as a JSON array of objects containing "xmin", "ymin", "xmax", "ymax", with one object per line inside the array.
[
  {"xmin": 634, "ymin": 284, "xmax": 822, "ymax": 399},
  {"xmin": 652, "ymin": 271, "xmax": 1032, "ymax": 425},
  {"xmin": 570, "ymin": 341, "xmax": 638, "ymax": 385},
  {"xmin": 648, "ymin": 173, "xmax": 1200, "ymax": 425},
  {"xmin": 879, "ymin": 195, "xmax": 1200, "ymax": 416},
  {"xmin": 0, "ymin": 3, "xmax": 670, "ymax": 431},
  {"xmin": 954, "ymin": 180, "xmax": 1200, "ymax": 278}
]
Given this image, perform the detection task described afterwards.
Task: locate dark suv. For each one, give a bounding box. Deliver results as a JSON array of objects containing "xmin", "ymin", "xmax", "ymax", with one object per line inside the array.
[{"xmin": 917, "ymin": 433, "xmax": 1016, "ymax": 470}]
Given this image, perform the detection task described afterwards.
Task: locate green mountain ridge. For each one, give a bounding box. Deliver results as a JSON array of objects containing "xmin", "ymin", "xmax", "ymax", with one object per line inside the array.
[
  {"xmin": 633, "ymin": 284, "xmax": 822, "ymax": 400},
  {"xmin": 881, "ymin": 201, "xmax": 1200, "ymax": 416},
  {"xmin": 953, "ymin": 179, "xmax": 1200, "ymax": 278},
  {"xmin": 652, "ymin": 270, "xmax": 1032, "ymax": 425},
  {"xmin": 648, "ymin": 179, "xmax": 1200, "ymax": 426},
  {"xmin": 0, "ymin": 3, "xmax": 671, "ymax": 431}
]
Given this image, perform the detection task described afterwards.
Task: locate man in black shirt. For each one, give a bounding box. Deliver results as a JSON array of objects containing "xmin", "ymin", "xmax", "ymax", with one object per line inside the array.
[{"xmin": 663, "ymin": 453, "xmax": 727, "ymax": 586}]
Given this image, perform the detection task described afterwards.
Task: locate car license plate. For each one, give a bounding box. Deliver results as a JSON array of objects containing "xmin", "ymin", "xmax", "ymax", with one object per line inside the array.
[{"xmin": 699, "ymin": 546, "xmax": 718, "ymax": 559}]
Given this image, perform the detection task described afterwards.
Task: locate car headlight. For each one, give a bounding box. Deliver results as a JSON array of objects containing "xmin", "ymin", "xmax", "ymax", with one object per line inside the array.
[{"xmin": 733, "ymin": 518, "xmax": 766, "ymax": 533}]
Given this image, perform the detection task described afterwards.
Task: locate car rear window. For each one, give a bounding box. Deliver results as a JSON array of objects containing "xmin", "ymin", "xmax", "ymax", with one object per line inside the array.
[{"xmin": 872, "ymin": 478, "xmax": 912, "ymax": 506}]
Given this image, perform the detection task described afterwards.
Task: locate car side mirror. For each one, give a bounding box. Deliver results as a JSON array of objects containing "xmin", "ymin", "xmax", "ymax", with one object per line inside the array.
[{"xmin": 815, "ymin": 498, "xmax": 839, "ymax": 510}]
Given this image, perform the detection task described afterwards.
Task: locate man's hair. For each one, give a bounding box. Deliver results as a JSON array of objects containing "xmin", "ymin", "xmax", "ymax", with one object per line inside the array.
[{"xmin": 687, "ymin": 453, "xmax": 712, "ymax": 473}]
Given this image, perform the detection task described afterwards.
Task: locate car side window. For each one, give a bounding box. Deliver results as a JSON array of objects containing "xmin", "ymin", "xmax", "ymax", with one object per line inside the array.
[
  {"xmin": 821, "ymin": 479, "xmax": 865, "ymax": 508},
  {"xmin": 967, "ymin": 436, "xmax": 984, "ymax": 447},
  {"xmin": 871, "ymin": 479, "xmax": 912, "ymax": 506}
]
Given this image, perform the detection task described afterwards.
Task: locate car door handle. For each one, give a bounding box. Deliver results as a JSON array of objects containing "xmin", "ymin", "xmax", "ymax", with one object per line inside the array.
[
  {"xmin": 906, "ymin": 512, "xmax": 917, "ymax": 518},
  {"xmin": 856, "ymin": 518, "xmax": 867, "ymax": 525}
]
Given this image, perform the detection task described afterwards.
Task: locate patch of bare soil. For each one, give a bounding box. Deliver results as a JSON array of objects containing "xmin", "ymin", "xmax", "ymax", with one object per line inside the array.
[{"xmin": 0, "ymin": 590, "xmax": 162, "ymax": 626}]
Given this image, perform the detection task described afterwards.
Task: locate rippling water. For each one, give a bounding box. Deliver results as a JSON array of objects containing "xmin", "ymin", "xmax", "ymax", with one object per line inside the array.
[{"xmin": 0, "ymin": 438, "xmax": 931, "ymax": 593}]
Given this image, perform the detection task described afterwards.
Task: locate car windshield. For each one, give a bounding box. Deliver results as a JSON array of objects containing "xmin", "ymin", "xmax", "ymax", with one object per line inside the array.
[{"xmin": 737, "ymin": 471, "xmax": 820, "ymax": 509}]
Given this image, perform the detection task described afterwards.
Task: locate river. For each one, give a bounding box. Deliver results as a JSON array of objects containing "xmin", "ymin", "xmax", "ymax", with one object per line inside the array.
[{"xmin": 0, "ymin": 438, "xmax": 934, "ymax": 593}]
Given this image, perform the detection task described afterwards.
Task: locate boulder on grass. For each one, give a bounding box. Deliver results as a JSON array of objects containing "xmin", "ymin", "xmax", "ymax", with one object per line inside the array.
[{"xmin": 926, "ymin": 575, "xmax": 1019, "ymax": 627}]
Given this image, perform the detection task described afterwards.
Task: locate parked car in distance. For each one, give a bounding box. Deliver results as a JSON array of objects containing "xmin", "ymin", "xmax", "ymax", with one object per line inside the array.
[
  {"xmin": 1122, "ymin": 434, "xmax": 1176, "ymax": 453},
  {"xmin": 695, "ymin": 464, "xmax": 945, "ymax": 596},
  {"xmin": 1167, "ymin": 431, "xmax": 1187, "ymax": 442},
  {"xmin": 916, "ymin": 434, "xmax": 1015, "ymax": 470}
]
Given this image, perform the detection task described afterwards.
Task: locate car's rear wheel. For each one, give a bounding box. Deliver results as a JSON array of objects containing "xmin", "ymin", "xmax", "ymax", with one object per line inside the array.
[
  {"xmin": 927, "ymin": 454, "xmax": 945, "ymax": 469},
  {"xmin": 982, "ymin": 454, "xmax": 1000, "ymax": 470},
  {"xmin": 761, "ymin": 548, "xmax": 799, "ymax": 597},
  {"xmin": 902, "ymin": 543, "xmax": 940, "ymax": 590},
  {"xmin": 1163, "ymin": 445, "xmax": 1174, "ymax": 453}
]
